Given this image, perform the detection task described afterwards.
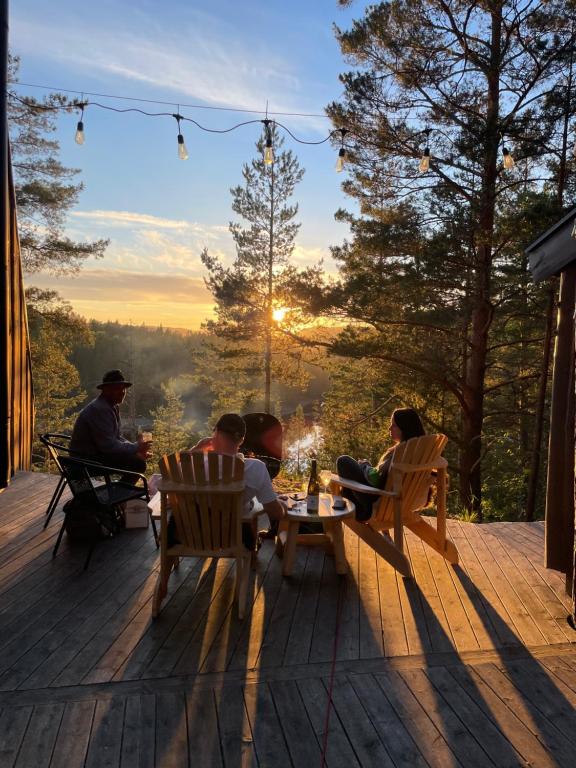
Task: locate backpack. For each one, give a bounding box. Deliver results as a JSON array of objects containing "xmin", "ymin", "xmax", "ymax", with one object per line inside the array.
[{"xmin": 63, "ymin": 494, "xmax": 124, "ymax": 544}]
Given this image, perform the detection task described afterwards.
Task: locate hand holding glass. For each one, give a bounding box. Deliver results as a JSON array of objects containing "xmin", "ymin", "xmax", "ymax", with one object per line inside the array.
[{"xmin": 138, "ymin": 431, "xmax": 153, "ymax": 458}]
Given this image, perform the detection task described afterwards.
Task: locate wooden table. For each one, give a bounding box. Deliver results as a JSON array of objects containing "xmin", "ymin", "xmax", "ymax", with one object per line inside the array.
[{"xmin": 279, "ymin": 493, "xmax": 355, "ymax": 576}]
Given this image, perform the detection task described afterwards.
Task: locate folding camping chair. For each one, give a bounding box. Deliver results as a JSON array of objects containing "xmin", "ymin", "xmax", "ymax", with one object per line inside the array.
[{"xmin": 54, "ymin": 455, "xmax": 155, "ymax": 569}]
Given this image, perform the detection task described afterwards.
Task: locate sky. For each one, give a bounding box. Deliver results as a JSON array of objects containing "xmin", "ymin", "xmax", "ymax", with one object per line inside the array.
[{"xmin": 10, "ymin": 0, "xmax": 365, "ymax": 329}]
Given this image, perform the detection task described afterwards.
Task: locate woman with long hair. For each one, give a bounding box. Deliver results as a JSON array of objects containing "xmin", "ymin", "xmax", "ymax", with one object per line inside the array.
[{"xmin": 336, "ymin": 407, "xmax": 425, "ymax": 521}]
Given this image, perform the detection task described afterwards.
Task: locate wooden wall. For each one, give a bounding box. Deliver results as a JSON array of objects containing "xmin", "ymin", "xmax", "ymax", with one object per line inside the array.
[{"xmin": 0, "ymin": 150, "xmax": 34, "ymax": 488}]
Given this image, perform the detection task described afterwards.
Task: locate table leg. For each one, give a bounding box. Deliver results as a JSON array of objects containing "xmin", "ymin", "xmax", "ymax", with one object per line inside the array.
[
  {"xmin": 282, "ymin": 521, "xmax": 299, "ymax": 576},
  {"xmin": 326, "ymin": 520, "xmax": 348, "ymax": 575}
]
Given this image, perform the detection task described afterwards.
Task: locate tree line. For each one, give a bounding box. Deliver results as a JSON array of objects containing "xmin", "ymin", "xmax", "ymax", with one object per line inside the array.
[{"xmin": 10, "ymin": 1, "xmax": 576, "ymax": 521}]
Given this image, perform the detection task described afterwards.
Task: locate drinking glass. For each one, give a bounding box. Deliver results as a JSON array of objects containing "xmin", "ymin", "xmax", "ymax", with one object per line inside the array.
[{"xmin": 319, "ymin": 469, "xmax": 333, "ymax": 494}]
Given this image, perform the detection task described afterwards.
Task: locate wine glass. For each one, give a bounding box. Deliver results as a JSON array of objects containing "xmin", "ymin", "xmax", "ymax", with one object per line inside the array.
[{"xmin": 319, "ymin": 469, "xmax": 333, "ymax": 495}]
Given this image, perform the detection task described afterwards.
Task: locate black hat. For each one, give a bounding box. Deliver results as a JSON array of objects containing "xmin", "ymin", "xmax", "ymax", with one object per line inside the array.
[
  {"xmin": 96, "ymin": 369, "xmax": 133, "ymax": 389},
  {"xmin": 215, "ymin": 413, "xmax": 246, "ymax": 441}
]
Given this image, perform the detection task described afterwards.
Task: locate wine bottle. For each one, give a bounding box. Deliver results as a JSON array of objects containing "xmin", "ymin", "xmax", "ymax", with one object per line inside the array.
[{"xmin": 306, "ymin": 459, "xmax": 320, "ymax": 513}]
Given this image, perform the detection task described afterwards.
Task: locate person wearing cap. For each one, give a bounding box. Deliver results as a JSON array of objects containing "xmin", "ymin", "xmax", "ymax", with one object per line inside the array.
[
  {"xmin": 70, "ymin": 369, "xmax": 152, "ymax": 477},
  {"xmin": 188, "ymin": 413, "xmax": 286, "ymax": 540}
]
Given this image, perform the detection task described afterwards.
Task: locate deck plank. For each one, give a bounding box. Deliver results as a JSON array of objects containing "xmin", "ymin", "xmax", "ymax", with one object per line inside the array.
[
  {"xmin": 154, "ymin": 692, "xmax": 189, "ymax": 768},
  {"xmin": 185, "ymin": 688, "xmax": 223, "ymax": 768},
  {"xmin": 357, "ymin": 537, "xmax": 384, "ymax": 659},
  {"xmin": 421, "ymin": 533, "xmax": 481, "ymax": 652},
  {"xmin": 244, "ymin": 682, "xmax": 292, "ymax": 767},
  {"xmin": 404, "ymin": 534, "xmax": 456, "ymax": 652},
  {"xmin": 200, "ymin": 541, "xmax": 277, "ymax": 673},
  {"xmin": 377, "ymin": 551, "xmax": 409, "ymax": 657},
  {"xmin": 449, "ymin": 663, "xmax": 563, "ymax": 768},
  {"xmin": 213, "ymin": 683, "xmax": 256, "ymax": 767},
  {"xmin": 346, "ymin": 673, "xmax": 429, "ymax": 768},
  {"xmin": 84, "ymin": 697, "xmax": 126, "ymax": 768},
  {"xmin": 282, "ymin": 547, "xmax": 324, "ymax": 666},
  {"xmin": 373, "ymin": 670, "xmax": 461, "ymax": 768},
  {"xmin": 13, "ymin": 703, "xmax": 64, "ymax": 768},
  {"xmin": 120, "ymin": 694, "xmax": 155, "ymax": 768},
  {"xmin": 398, "ymin": 666, "xmax": 497, "ymax": 767},
  {"xmin": 2, "ymin": 473, "xmax": 576, "ymax": 767},
  {"xmin": 424, "ymin": 665, "xmax": 530, "ymax": 766},
  {"xmin": 327, "ymin": 674, "xmax": 396, "ymax": 767},
  {"xmin": 297, "ymin": 676, "xmax": 361, "ymax": 768},
  {"xmin": 50, "ymin": 700, "xmax": 96, "ymax": 768},
  {"xmin": 269, "ymin": 678, "xmax": 322, "ymax": 766},
  {"xmin": 0, "ymin": 705, "xmax": 33, "ymax": 768}
]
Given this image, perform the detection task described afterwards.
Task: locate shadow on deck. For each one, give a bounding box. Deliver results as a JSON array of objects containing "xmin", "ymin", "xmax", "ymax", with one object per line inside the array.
[{"xmin": 0, "ymin": 471, "xmax": 575, "ymax": 767}]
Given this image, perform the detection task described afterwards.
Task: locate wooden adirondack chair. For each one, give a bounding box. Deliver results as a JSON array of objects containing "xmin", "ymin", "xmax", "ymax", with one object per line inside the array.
[
  {"xmin": 152, "ymin": 451, "xmax": 251, "ymax": 619},
  {"xmin": 331, "ymin": 434, "xmax": 457, "ymax": 578}
]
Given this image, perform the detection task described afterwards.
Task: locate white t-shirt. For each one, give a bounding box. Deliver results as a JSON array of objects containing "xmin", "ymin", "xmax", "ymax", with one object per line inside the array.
[
  {"xmin": 149, "ymin": 453, "xmax": 277, "ymax": 514},
  {"xmin": 243, "ymin": 457, "xmax": 277, "ymax": 512}
]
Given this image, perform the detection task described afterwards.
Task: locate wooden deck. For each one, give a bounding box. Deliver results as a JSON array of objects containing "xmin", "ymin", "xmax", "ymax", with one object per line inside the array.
[{"xmin": 1, "ymin": 471, "xmax": 576, "ymax": 766}]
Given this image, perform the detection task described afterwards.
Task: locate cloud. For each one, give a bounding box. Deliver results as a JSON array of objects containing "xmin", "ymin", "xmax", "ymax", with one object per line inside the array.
[
  {"xmin": 71, "ymin": 210, "xmax": 227, "ymax": 237},
  {"xmin": 71, "ymin": 210, "xmax": 192, "ymax": 230},
  {"xmin": 30, "ymin": 268, "xmax": 210, "ymax": 302},
  {"xmin": 28, "ymin": 268, "xmax": 216, "ymax": 328},
  {"xmin": 64, "ymin": 209, "xmax": 235, "ymax": 274},
  {"xmin": 11, "ymin": 12, "xmax": 331, "ymax": 133}
]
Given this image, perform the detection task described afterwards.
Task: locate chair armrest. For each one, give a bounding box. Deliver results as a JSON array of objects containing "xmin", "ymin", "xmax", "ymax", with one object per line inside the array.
[
  {"xmin": 72, "ymin": 458, "xmax": 149, "ymax": 496},
  {"xmin": 329, "ymin": 474, "xmax": 397, "ymax": 497}
]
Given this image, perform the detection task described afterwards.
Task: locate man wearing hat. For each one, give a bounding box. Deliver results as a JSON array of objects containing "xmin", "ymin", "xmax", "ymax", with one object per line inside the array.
[{"xmin": 70, "ymin": 369, "xmax": 152, "ymax": 476}]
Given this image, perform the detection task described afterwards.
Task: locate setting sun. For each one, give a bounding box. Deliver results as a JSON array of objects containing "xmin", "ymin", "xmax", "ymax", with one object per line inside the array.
[{"xmin": 272, "ymin": 307, "xmax": 288, "ymax": 322}]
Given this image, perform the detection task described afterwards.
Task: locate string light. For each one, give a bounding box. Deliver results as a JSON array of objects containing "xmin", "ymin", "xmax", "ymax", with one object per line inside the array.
[
  {"xmin": 14, "ymin": 83, "xmax": 576, "ymax": 177},
  {"xmin": 502, "ymin": 145, "xmax": 514, "ymax": 170},
  {"xmin": 419, "ymin": 128, "xmax": 431, "ymax": 173},
  {"xmin": 9, "ymin": 92, "xmax": 347, "ymax": 171},
  {"xmin": 75, "ymin": 103, "xmax": 85, "ymax": 145},
  {"xmin": 174, "ymin": 113, "xmax": 189, "ymax": 160},
  {"xmin": 262, "ymin": 119, "xmax": 274, "ymax": 165},
  {"xmin": 335, "ymin": 128, "xmax": 347, "ymax": 172}
]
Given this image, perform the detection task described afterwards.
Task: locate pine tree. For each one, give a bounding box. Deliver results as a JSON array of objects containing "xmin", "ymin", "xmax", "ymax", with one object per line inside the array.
[
  {"xmin": 26, "ymin": 289, "xmax": 92, "ymax": 450},
  {"xmin": 8, "ymin": 56, "xmax": 108, "ymax": 274},
  {"xmin": 8, "ymin": 56, "xmax": 109, "ymax": 451},
  {"xmin": 322, "ymin": 0, "xmax": 574, "ymax": 515},
  {"xmin": 201, "ymin": 125, "xmax": 305, "ymax": 413},
  {"xmin": 150, "ymin": 384, "xmax": 192, "ymax": 464}
]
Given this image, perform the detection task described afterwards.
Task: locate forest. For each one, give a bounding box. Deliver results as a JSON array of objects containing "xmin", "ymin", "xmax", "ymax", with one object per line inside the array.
[{"xmin": 10, "ymin": 1, "xmax": 576, "ymax": 523}]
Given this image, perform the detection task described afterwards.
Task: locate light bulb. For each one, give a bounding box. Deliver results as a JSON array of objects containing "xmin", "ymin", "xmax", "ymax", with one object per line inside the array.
[
  {"xmin": 75, "ymin": 121, "xmax": 85, "ymax": 145},
  {"xmin": 264, "ymin": 143, "xmax": 274, "ymax": 165},
  {"xmin": 335, "ymin": 147, "xmax": 346, "ymax": 172},
  {"xmin": 502, "ymin": 147, "xmax": 514, "ymax": 169},
  {"xmin": 419, "ymin": 148, "xmax": 430, "ymax": 173},
  {"xmin": 177, "ymin": 134, "xmax": 189, "ymax": 160}
]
